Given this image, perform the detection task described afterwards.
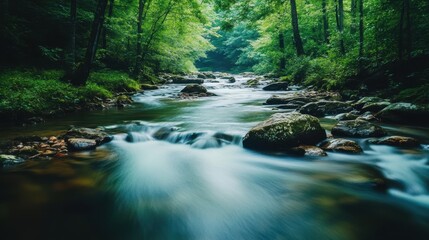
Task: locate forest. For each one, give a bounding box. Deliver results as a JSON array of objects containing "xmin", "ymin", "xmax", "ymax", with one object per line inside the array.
[
  {"xmin": 0, "ymin": 0, "xmax": 428, "ymax": 119},
  {"xmin": 1, "ymin": 1, "xmax": 429, "ymax": 240}
]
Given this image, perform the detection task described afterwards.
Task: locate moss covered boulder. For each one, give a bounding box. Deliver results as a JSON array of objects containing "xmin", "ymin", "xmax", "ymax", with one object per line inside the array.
[
  {"xmin": 242, "ymin": 113, "xmax": 327, "ymax": 151},
  {"xmin": 376, "ymin": 102, "xmax": 429, "ymax": 124}
]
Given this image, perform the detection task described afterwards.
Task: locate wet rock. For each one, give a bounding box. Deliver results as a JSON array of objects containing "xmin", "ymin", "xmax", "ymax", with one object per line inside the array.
[
  {"xmin": 353, "ymin": 97, "xmax": 385, "ymax": 109},
  {"xmin": 296, "ymin": 145, "xmax": 328, "ymax": 157},
  {"xmin": 331, "ymin": 120, "xmax": 387, "ymax": 138},
  {"xmin": 226, "ymin": 77, "xmax": 236, "ymax": 83},
  {"xmin": 181, "ymin": 84, "xmax": 208, "ymax": 94},
  {"xmin": 276, "ymin": 103, "xmax": 303, "ymax": 110},
  {"xmin": 141, "ymin": 84, "xmax": 159, "ymax": 90},
  {"xmin": 13, "ymin": 146, "xmax": 39, "ymax": 156},
  {"xmin": 171, "ymin": 76, "xmax": 204, "ymax": 84},
  {"xmin": 376, "ymin": 102, "xmax": 429, "ymax": 124},
  {"xmin": 263, "ymin": 82, "xmax": 289, "ymax": 91},
  {"xmin": 66, "ymin": 138, "xmax": 97, "ymax": 151},
  {"xmin": 116, "ymin": 95, "xmax": 133, "ymax": 106},
  {"xmin": 265, "ymin": 96, "xmax": 314, "ymax": 105},
  {"xmin": 242, "ymin": 113, "xmax": 327, "ymax": 151},
  {"xmin": 0, "ymin": 154, "xmax": 25, "ymax": 167},
  {"xmin": 153, "ymin": 127, "xmax": 175, "ymax": 140},
  {"xmin": 357, "ymin": 111, "xmax": 377, "ymax": 121},
  {"xmin": 299, "ymin": 101, "xmax": 353, "ymax": 117},
  {"xmin": 361, "ymin": 101, "xmax": 391, "ymax": 113},
  {"xmin": 63, "ymin": 127, "xmax": 112, "ymax": 145},
  {"xmin": 335, "ymin": 112, "xmax": 359, "ymax": 121},
  {"xmin": 320, "ymin": 139, "xmax": 363, "ymax": 153},
  {"xmin": 369, "ymin": 136, "xmax": 421, "ymax": 148},
  {"xmin": 246, "ymin": 77, "xmax": 262, "ymax": 86}
]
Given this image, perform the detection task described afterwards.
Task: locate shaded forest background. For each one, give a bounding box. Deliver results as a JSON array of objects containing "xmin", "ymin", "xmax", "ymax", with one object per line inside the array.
[{"xmin": 0, "ymin": 0, "xmax": 428, "ymax": 119}]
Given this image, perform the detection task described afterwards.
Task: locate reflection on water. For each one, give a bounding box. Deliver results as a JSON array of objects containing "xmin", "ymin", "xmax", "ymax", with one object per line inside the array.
[{"xmin": 1, "ymin": 76, "xmax": 429, "ymax": 239}]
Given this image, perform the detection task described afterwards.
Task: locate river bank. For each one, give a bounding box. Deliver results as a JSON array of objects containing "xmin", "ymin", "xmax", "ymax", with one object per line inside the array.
[{"xmin": 1, "ymin": 74, "xmax": 429, "ymax": 239}]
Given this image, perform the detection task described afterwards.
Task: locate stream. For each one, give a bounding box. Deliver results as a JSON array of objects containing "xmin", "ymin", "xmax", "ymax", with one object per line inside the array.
[{"xmin": 1, "ymin": 75, "xmax": 429, "ymax": 240}]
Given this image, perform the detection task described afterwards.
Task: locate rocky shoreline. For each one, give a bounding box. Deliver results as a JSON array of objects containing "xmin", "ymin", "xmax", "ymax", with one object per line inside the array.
[{"xmin": 1, "ymin": 72, "xmax": 428, "ymax": 167}]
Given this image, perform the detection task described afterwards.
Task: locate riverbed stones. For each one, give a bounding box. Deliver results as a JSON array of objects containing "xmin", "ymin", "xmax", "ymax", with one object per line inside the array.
[
  {"xmin": 331, "ymin": 120, "xmax": 387, "ymax": 138},
  {"xmin": 296, "ymin": 145, "xmax": 328, "ymax": 157},
  {"xmin": 361, "ymin": 101, "xmax": 391, "ymax": 113},
  {"xmin": 320, "ymin": 138, "xmax": 363, "ymax": 153},
  {"xmin": 299, "ymin": 101, "xmax": 353, "ymax": 117},
  {"xmin": 242, "ymin": 113, "xmax": 327, "ymax": 151},
  {"xmin": 63, "ymin": 127, "xmax": 112, "ymax": 145},
  {"xmin": 353, "ymin": 97, "xmax": 385, "ymax": 109},
  {"xmin": 369, "ymin": 136, "xmax": 421, "ymax": 148},
  {"xmin": 263, "ymin": 82, "xmax": 289, "ymax": 91},
  {"xmin": 376, "ymin": 102, "xmax": 429, "ymax": 124},
  {"xmin": 66, "ymin": 138, "xmax": 97, "ymax": 151},
  {"xmin": 0, "ymin": 154, "xmax": 25, "ymax": 167}
]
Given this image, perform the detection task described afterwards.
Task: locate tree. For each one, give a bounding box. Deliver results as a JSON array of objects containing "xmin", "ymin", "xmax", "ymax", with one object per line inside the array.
[
  {"xmin": 279, "ymin": 32, "xmax": 286, "ymax": 71},
  {"xmin": 322, "ymin": 0, "xmax": 329, "ymax": 44},
  {"xmin": 358, "ymin": 0, "xmax": 364, "ymax": 70},
  {"xmin": 289, "ymin": 0, "xmax": 304, "ymax": 56},
  {"xmin": 67, "ymin": 0, "xmax": 77, "ymax": 72},
  {"xmin": 336, "ymin": 0, "xmax": 345, "ymax": 54},
  {"xmin": 133, "ymin": 0, "xmax": 149, "ymax": 77},
  {"xmin": 101, "ymin": 0, "xmax": 115, "ymax": 49},
  {"xmin": 68, "ymin": 0, "xmax": 109, "ymax": 86}
]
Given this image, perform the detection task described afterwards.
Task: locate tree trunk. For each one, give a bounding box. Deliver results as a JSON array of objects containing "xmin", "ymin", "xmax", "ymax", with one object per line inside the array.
[
  {"xmin": 322, "ymin": 0, "xmax": 329, "ymax": 44},
  {"xmin": 290, "ymin": 0, "xmax": 305, "ymax": 56},
  {"xmin": 279, "ymin": 32, "xmax": 286, "ymax": 71},
  {"xmin": 69, "ymin": 0, "xmax": 109, "ymax": 86},
  {"xmin": 398, "ymin": 1, "xmax": 405, "ymax": 61},
  {"xmin": 67, "ymin": 0, "xmax": 77, "ymax": 71},
  {"xmin": 405, "ymin": 0, "xmax": 411, "ymax": 59},
  {"xmin": 358, "ymin": 0, "xmax": 364, "ymax": 71},
  {"xmin": 133, "ymin": 0, "xmax": 147, "ymax": 77},
  {"xmin": 101, "ymin": 0, "xmax": 114, "ymax": 49},
  {"xmin": 351, "ymin": 0, "xmax": 357, "ymax": 34},
  {"xmin": 336, "ymin": 0, "xmax": 345, "ymax": 54}
]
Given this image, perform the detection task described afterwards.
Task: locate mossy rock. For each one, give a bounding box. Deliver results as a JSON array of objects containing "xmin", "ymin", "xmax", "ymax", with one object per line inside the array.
[{"xmin": 242, "ymin": 113, "xmax": 327, "ymax": 151}]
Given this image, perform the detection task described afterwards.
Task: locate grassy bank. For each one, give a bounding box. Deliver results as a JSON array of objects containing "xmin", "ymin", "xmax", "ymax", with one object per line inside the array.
[{"xmin": 0, "ymin": 69, "xmax": 141, "ymax": 121}]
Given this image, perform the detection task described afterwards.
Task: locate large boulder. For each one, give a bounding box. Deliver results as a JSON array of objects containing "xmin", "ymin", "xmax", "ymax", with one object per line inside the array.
[
  {"xmin": 66, "ymin": 138, "xmax": 97, "ymax": 151},
  {"xmin": 320, "ymin": 138, "xmax": 363, "ymax": 154},
  {"xmin": 181, "ymin": 84, "xmax": 208, "ymax": 94},
  {"xmin": 376, "ymin": 102, "xmax": 429, "ymax": 124},
  {"xmin": 361, "ymin": 101, "xmax": 391, "ymax": 113},
  {"xmin": 353, "ymin": 97, "xmax": 385, "ymax": 109},
  {"xmin": 63, "ymin": 127, "xmax": 112, "ymax": 145},
  {"xmin": 299, "ymin": 101, "xmax": 353, "ymax": 117},
  {"xmin": 331, "ymin": 120, "xmax": 387, "ymax": 138},
  {"xmin": 242, "ymin": 113, "xmax": 327, "ymax": 151},
  {"xmin": 263, "ymin": 82, "xmax": 289, "ymax": 91},
  {"xmin": 369, "ymin": 136, "xmax": 421, "ymax": 148}
]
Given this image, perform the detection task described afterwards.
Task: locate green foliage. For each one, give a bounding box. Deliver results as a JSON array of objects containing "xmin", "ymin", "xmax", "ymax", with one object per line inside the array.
[
  {"xmin": 395, "ymin": 84, "xmax": 429, "ymax": 104},
  {"xmin": 89, "ymin": 71, "xmax": 140, "ymax": 92},
  {"xmin": 0, "ymin": 69, "xmax": 141, "ymax": 118}
]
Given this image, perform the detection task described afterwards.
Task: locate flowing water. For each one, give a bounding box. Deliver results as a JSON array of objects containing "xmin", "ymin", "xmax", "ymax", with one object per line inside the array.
[{"xmin": 1, "ymin": 76, "xmax": 429, "ymax": 240}]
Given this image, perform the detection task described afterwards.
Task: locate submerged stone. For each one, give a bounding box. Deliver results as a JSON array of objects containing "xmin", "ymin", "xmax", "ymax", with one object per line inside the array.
[{"xmin": 331, "ymin": 120, "xmax": 387, "ymax": 138}]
